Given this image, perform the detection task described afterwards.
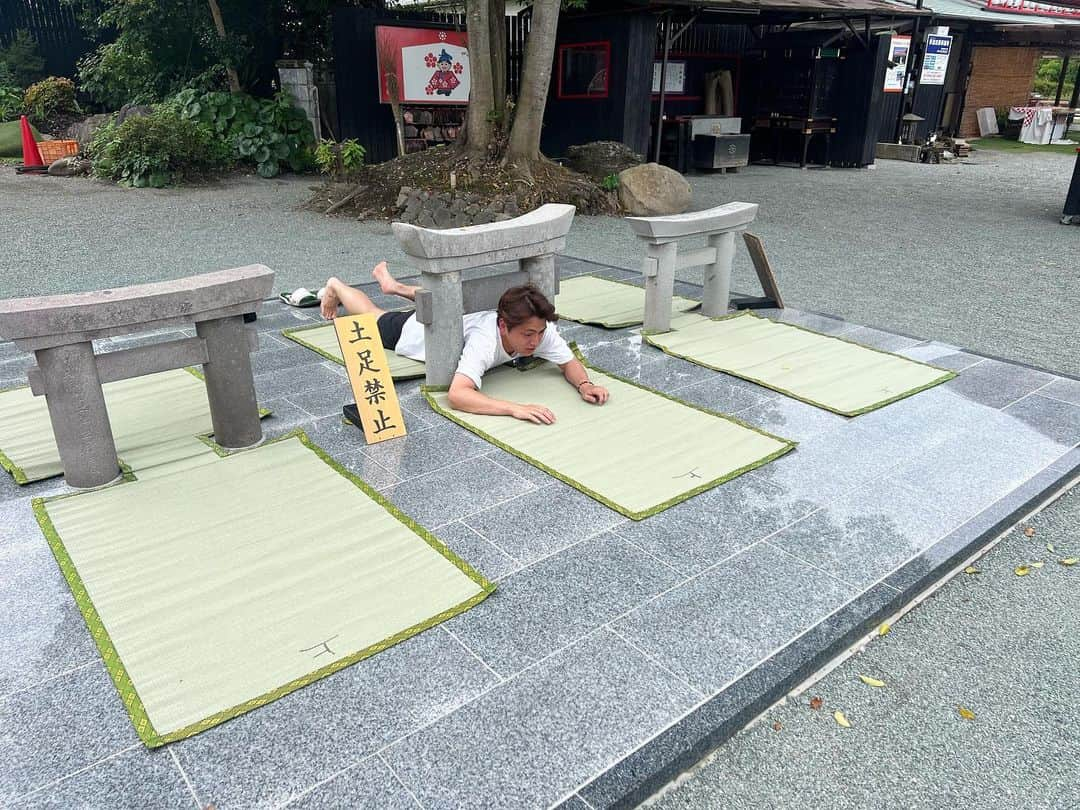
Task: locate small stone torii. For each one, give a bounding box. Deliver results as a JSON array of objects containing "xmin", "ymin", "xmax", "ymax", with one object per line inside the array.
[
  {"xmin": 0, "ymin": 265, "xmax": 274, "ymax": 488},
  {"xmin": 392, "ymin": 203, "xmax": 576, "ymax": 386}
]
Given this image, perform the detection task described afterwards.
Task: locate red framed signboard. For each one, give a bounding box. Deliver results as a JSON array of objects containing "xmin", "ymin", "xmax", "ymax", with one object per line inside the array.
[
  {"xmin": 374, "ymin": 26, "xmax": 470, "ymax": 105},
  {"xmin": 985, "ymin": 0, "xmax": 1080, "ymax": 17},
  {"xmin": 557, "ymin": 42, "xmax": 610, "ymax": 99}
]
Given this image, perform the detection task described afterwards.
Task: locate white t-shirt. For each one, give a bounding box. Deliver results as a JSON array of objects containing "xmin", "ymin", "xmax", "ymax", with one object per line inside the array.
[{"xmin": 394, "ymin": 311, "xmax": 574, "ymax": 388}]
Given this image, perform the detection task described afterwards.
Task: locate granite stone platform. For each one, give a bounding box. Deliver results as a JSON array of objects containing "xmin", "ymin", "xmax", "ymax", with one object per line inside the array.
[{"xmin": 1, "ymin": 257, "xmax": 1077, "ymax": 809}]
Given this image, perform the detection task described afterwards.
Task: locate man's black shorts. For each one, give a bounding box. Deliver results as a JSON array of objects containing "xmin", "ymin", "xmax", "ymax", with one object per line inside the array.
[{"xmin": 376, "ymin": 310, "xmax": 413, "ymax": 350}]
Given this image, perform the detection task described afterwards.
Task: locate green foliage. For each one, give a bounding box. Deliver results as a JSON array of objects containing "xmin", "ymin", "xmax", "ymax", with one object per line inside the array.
[
  {"xmin": 314, "ymin": 138, "xmax": 366, "ymax": 180},
  {"xmin": 88, "ymin": 107, "xmax": 232, "ymax": 187},
  {"xmin": 1033, "ymin": 56, "xmax": 1075, "ymax": 102},
  {"xmin": 0, "ymin": 30, "xmax": 45, "ymax": 88},
  {"xmin": 0, "ymin": 86, "xmax": 23, "ymax": 123},
  {"xmin": 173, "ymin": 88, "xmax": 315, "ymax": 177},
  {"xmin": 601, "ymin": 172, "xmax": 619, "ymax": 191},
  {"xmin": 23, "ymin": 77, "xmax": 80, "ymax": 131}
]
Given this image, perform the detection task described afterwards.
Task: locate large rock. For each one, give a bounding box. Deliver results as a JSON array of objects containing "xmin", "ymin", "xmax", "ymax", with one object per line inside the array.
[
  {"xmin": 564, "ymin": 140, "xmax": 644, "ymax": 181},
  {"xmin": 617, "ymin": 162, "xmax": 692, "ymax": 216},
  {"xmin": 116, "ymin": 104, "xmax": 153, "ymax": 126},
  {"xmin": 64, "ymin": 114, "xmax": 113, "ymax": 148}
]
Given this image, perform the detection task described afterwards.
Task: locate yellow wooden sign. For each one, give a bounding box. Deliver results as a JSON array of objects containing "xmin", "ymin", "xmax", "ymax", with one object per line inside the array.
[{"xmin": 333, "ymin": 314, "xmax": 407, "ymax": 444}]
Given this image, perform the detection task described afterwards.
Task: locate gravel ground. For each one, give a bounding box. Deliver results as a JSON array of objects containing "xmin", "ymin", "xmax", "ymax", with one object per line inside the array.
[
  {"xmin": 650, "ymin": 485, "xmax": 1080, "ymax": 810},
  {"xmin": 2, "ymin": 149, "xmax": 1076, "ymax": 372}
]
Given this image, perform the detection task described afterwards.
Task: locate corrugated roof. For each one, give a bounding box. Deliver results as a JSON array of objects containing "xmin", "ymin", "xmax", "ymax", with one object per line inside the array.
[{"xmin": 894, "ymin": 0, "xmax": 1080, "ymax": 23}]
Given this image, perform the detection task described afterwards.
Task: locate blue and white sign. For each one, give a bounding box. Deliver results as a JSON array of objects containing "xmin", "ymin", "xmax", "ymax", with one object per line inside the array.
[{"xmin": 921, "ymin": 35, "xmax": 952, "ymax": 86}]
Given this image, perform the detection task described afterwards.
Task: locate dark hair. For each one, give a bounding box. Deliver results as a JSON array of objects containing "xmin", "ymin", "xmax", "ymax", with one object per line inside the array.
[{"xmin": 497, "ymin": 284, "xmax": 558, "ymax": 329}]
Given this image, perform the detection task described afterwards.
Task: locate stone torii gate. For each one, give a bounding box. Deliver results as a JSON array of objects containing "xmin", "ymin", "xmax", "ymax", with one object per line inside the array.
[{"xmin": 0, "ymin": 265, "xmax": 274, "ymax": 488}]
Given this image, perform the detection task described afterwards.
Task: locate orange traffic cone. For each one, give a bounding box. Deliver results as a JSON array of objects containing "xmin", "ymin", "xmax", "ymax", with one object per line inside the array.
[{"xmin": 19, "ymin": 115, "xmax": 45, "ymax": 170}]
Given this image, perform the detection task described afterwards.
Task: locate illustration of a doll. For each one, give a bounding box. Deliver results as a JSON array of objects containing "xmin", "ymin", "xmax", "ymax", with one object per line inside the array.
[{"xmin": 425, "ymin": 49, "xmax": 462, "ymax": 97}]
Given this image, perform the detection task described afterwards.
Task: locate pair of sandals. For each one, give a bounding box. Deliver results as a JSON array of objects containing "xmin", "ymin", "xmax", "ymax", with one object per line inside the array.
[{"xmin": 278, "ymin": 287, "xmax": 327, "ymax": 308}]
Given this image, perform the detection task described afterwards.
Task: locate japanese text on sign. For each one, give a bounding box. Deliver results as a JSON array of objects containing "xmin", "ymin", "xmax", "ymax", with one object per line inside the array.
[{"xmin": 333, "ymin": 314, "xmax": 407, "ymax": 444}]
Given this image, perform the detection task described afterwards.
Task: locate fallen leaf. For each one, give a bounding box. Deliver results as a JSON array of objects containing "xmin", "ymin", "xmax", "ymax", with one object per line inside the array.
[
  {"xmin": 1060, "ymin": 558, "xmax": 1078, "ymax": 566},
  {"xmin": 958, "ymin": 706, "xmax": 976, "ymax": 721},
  {"xmin": 1031, "ymin": 561, "xmax": 1045, "ymax": 569},
  {"xmin": 809, "ymin": 696, "xmax": 823, "ymax": 710},
  {"xmin": 772, "ymin": 721, "xmax": 783, "ymax": 731},
  {"xmin": 859, "ymin": 675, "xmax": 886, "ymax": 688},
  {"xmin": 1015, "ymin": 565, "xmax": 1031, "ymax": 577},
  {"xmin": 878, "ymin": 622, "xmax": 891, "ymax": 637},
  {"xmin": 1024, "ymin": 526, "xmax": 1036, "ymax": 537},
  {"xmin": 1046, "ymin": 543, "xmax": 1055, "ymax": 553},
  {"xmin": 834, "ymin": 710, "xmax": 851, "ymax": 728},
  {"xmin": 964, "ymin": 566, "xmax": 981, "ymax": 575}
]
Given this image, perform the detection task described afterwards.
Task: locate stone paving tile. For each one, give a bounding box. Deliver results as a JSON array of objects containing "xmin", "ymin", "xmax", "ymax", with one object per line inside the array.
[
  {"xmin": 174, "ymin": 629, "xmax": 497, "ymax": 810},
  {"xmin": 17, "ymin": 746, "xmax": 192, "ymax": 810},
  {"xmin": 434, "ymin": 521, "xmax": 519, "ymax": 581},
  {"xmin": 0, "ymin": 664, "xmax": 138, "ymax": 802},
  {"xmin": 259, "ymin": 398, "xmax": 317, "ymax": 440},
  {"xmin": 0, "ymin": 341, "xmax": 28, "ymax": 363},
  {"xmin": 253, "ymin": 363, "xmax": 344, "ymax": 402},
  {"xmin": 768, "ymin": 478, "xmax": 957, "ymax": 591},
  {"xmin": 841, "ymin": 325, "xmax": 924, "ymax": 353},
  {"xmin": 1040, "ymin": 376, "xmax": 1080, "ymax": 407},
  {"xmin": 668, "ymin": 374, "xmax": 777, "ymax": 415},
  {"xmin": 463, "ymin": 480, "xmax": 625, "ymax": 565},
  {"xmin": 943, "ymin": 357, "xmax": 1056, "ymax": 409},
  {"xmin": 251, "ymin": 309, "xmax": 321, "ymax": 333},
  {"xmin": 302, "ymin": 411, "xmax": 436, "ymax": 461},
  {"xmin": 611, "ymin": 542, "xmax": 856, "ymax": 695},
  {"xmin": 897, "ymin": 341, "xmax": 986, "ymax": 372},
  {"xmin": 384, "ymin": 630, "xmax": 700, "ymax": 810},
  {"xmin": 892, "ymin": 420, "xmax": 1068, "ymax": 526},
  {"xmin": 359, "ymin": 423, "xmax": 490, "ymax": 481},
  {"xmin": 576, "ymin": 335, "xmax": 653, "ymax": 376},
  {"xmin": 1003, "ymin": 394, "xmax": 1080, "ymax": 446},
  {"xmin": 755, "ymin": 308, "xmax": 854, "ymax": 335},
  {"xmin": 730, "ymin": 394, "xmax": 849, "ymax": 439},
  {"xmin": 445, "ymin": 532, "xmax": 683, "ymax": 677},
  {"xmin": 615, "ymin": 473, "xmax": 818, "ymax": 576},
  {"xmin": 631, "ymin": 352, "xmax": 718, "ymax": 391},
  {"xmin": 0, "ymin": 472, "xmax": 68, "ymax": 508},
  {"xmin": 0, "ymin": 521, "xmax": 97, "ymax": 698},
  {"xmin": 383, "ymin": 457, "xmax": 536, "ymax": 529},
  {"xmin": 283, "ymin": 754, "xmax": 419, "ymax": 809},
  {"xmin": 250, "ymin": 344, "xmax": 323, "ymax": 376},
  {"xmin": 286, "ymin": 384, "xmax": 358, "ymax": 419},
  {"xmin": 333, "ymin": 449, "xmax": 403, "ymax": 491},
  {"xmin": 481, "ymin": 448, "xmax": 559, "ymax": 488}
]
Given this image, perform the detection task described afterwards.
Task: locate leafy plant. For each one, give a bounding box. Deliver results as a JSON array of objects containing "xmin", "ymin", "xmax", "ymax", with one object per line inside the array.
[
  {"xmin": 23, "ymin": 77, "xmax": 81, "ymax": 133},
  {"xmin": 174, "ymin": 88, "xmax": 315, "ymax": 177},
  {"xmin": 314, "ymin": 138, "xmax": 366, "ymax": 180},
  {"xmin": 601, "ymin": 172, "xmax": 619, "ymax": 191},
  {"xmin": 88, "ymin": 107, "xmax": 231, "ymax": 187},
  {"xmin": 0, "ymin": 29, "xmax": 45, "ymax": 88},
  {"xmin": 0, "ymin": 86, "xmax": 22, "ymax": 122}
]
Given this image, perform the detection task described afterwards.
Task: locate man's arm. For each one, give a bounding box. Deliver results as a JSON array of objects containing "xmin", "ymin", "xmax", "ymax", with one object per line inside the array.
[
  {"xmin": 559, "ymin": 358, "xmax": 610, "ymax": 405},
  {"xmin": 447, "ymin": 373, "xmax": 556, "ymax": 424}
]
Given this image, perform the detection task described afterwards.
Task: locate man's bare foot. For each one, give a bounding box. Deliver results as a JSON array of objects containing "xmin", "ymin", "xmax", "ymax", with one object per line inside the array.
[
  {"xmin": 372, "ymin": 262, "xmax": 400, "ymax": 296},
  {"xmin": 320, "ymin": 278, "xmax": 341, "ymax": 320}
]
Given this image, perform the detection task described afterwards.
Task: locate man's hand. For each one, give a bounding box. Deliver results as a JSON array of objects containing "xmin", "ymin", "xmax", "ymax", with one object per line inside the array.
[
  {"xmin": 579, "ymin": 383, "xmax": 609, "ymax": 405},
  {"xmin": 509, "ymin": 403, "xmax": 556, "ymax": 424}
]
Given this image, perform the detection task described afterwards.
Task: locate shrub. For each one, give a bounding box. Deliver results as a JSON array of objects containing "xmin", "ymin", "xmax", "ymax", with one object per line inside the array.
[
  {"xmin": 0, "ymin": 86, "xmax": 22, "ymax": 122},
  {"xmin": 23, "ymin": 76, "xmax": 81, "ymax": 133},
  {"xmin": 314, "ymin": 139, "xmax": 366, "ymax": 180},
  {"xmin": 0, "ymin": 29, "xmax": 45, "ymax": 88},
  {"xmin": 88, "ymin": 107, "xmax": 231, "ymax": 187},
  {"xmin": 173, "ymin": 89, "xmax": 315, "ymax": 178}
]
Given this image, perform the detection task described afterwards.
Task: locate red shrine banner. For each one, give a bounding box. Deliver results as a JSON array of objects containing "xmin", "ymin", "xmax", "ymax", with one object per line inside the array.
[{"xmin": 375, "ymin": 26, "xmax": 471, "ymax": 105}]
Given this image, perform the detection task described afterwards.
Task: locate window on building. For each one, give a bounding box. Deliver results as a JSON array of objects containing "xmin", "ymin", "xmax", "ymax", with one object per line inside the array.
[{"xmin": 557, "ymin": 42, "xmax": 610, "ymax": 99}]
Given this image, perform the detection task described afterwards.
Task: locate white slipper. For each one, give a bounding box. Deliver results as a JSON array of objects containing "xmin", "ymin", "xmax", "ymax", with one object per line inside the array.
[{"xmin": 279, "ymin": 288, "xmax": 320, "ymax": 308}]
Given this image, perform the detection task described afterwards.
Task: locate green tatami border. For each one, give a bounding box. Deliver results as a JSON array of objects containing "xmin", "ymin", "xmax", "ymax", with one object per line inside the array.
[
  {"xmin": 642, "ymin": 310, "xmax": 958, "ymax": 417},
  {"xmin": 33, "ymin": 428, "xmax": 496, "ymax": 748},
  {"xmin": 422, "ymin": 343, "xmax": 796, "ymax": 521},
  {"xmin": 557, "ymin": 273, "xmax": 701, "ymax": 329},
  {"xmin": 280, "ymin": 319, "xmax": 428, "ymax": 381}
]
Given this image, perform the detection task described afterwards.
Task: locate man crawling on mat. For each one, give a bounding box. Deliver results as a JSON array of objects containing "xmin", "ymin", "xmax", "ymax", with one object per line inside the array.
[{"xmin": 320, "ymin": 264, "xmax": 609, "ymax": 425}]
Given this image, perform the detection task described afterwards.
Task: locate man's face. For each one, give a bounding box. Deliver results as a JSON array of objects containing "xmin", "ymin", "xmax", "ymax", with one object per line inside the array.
[{"xmin": 500, "ymin": 316, "xmax": 547, "ymax": 356}]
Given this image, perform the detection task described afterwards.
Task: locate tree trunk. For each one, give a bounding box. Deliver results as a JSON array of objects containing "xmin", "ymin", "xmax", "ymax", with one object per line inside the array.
[
  {"xmin": 489, "ymin": 0, "xmax": 507, "ymax": 125},
  {"xmin": 206, "ymin": 0, "xmax": 241, "ymax": 93},
  {"xmin": 503, "ymin": 0, "xmax": 560, "ymax": 173},
  {"xmin": 464, "ymin": 0, "xmax": 496, "ymax": 158}
]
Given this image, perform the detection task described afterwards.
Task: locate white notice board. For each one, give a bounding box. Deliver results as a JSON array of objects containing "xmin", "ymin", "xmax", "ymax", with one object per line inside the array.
[
  {"xmin": 652, "ymin": 61, "xmax": 686, "ymax": 94},
  {"xmin": 921, "ymin": 35, "xmax": 952, "ymax": 86}
]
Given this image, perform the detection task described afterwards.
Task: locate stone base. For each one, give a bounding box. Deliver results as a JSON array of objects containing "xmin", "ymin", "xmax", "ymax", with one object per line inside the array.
[
  {"xmin": 875, "ymin": 143, "xmax": 923, "ymax": 162},
  {"xmin": 394, "ymin": 187, "xmax": 520, "ymax": 229}
]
